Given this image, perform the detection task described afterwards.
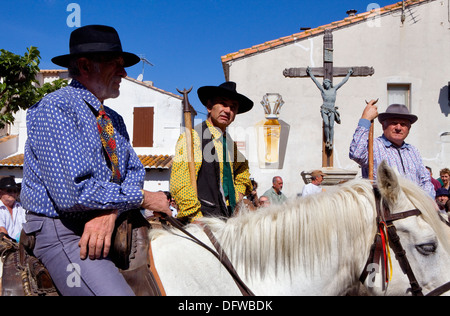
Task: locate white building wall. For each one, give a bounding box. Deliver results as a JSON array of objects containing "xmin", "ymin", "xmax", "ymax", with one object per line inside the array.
[
  {"xmin": 105, "ymin": 77, "xmax": 182, "ymax": 156},
  {"xmin": 226, "ymin": 0, "xmax": 450, "ymax": 198}
]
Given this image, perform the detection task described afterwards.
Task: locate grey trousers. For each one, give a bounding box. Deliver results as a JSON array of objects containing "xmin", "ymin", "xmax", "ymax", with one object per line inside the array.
[{"xmin": 24, "ymin": 213, "xmax": 135, "ymax": 296}]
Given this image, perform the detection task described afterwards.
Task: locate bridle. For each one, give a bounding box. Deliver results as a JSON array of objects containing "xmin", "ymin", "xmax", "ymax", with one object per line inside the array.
[
  {"xmin": 163, "ymin": 185, "xmax": 450, "ymax": 297},
  {"xmin": 360, "ymin": 186, "xmax": 450, "ymax": 296}
]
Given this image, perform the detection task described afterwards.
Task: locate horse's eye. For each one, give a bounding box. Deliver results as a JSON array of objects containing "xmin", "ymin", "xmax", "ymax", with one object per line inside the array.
[{"xmin": 415, "ymin": 243, "xmax": 437, "ymax": 256}]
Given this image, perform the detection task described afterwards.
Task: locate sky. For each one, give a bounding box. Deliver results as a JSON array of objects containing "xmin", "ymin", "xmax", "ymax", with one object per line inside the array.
[{"xmin": 1, "ymin": 0, "xmax": 396, "ymax": 119}]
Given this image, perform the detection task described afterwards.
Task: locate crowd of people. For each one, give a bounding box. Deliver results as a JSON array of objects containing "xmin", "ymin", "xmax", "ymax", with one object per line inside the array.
[{"xmin": 428, "ymin": 167, "xmax": 450, "ymax": 220}]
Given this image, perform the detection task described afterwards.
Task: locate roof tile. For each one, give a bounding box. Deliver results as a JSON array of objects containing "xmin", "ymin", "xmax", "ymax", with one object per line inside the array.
[
  {"xmin": 0, "ymin": 154, "xmax": 173, "ymax": 170},
  {"xmin": 221, "ymin": 0, "xmax": 430, "ymax": 64},
  {"xmin": 0, "ymin": 153, "xmax": 23, "ymax": 167}
]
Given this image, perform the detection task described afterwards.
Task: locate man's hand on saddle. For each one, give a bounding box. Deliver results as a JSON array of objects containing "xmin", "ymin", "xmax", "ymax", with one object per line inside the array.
[
  {"xmin": 141, "ymin": 190, "xmax": 172, "ymax": 218},
  {"xmin": 78, "ymin": 191, "xmax": 170, "ymax": 261},
  {"xmin": 79, "ymin": 209, "xmax": 118, "ymax": 260},
  {"xmin": 362, "ymin": 99, "xmax": 379, "ymax": 121}
]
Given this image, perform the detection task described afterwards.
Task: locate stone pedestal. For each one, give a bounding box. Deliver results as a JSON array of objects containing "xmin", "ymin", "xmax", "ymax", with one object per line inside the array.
[{"xmin": 301, "ymin": 167, "xmax": 358, "ymax": 186}]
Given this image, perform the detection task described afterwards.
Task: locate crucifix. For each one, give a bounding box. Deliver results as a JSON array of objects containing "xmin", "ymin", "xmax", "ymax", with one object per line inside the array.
[{"xmin": 283, "ymin": 29, "xmax": 374, "ymax": 168}]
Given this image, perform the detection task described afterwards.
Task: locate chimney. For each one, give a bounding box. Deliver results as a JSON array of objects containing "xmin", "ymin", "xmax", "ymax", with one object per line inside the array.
[{"xmin": 346, "ymin": 9, "xmax": 357, "ymax": 17}]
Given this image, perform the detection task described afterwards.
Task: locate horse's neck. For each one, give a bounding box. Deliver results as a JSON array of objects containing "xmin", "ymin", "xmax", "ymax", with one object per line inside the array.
[{"xmin": 213, "ymin": 190, "xmax": 377, "ymax": 295}]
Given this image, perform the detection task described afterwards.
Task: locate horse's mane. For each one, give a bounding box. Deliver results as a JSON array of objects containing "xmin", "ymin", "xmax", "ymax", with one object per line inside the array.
[
  {"xmin": 201, "ymin": 179, "xmax": 378, "ymax": 279},
  {"xmin": 151, "ymin": 177, "xmax": 450, "ymax": 280}
]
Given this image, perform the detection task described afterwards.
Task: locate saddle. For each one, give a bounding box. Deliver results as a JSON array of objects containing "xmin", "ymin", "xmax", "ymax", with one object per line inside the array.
[
  {"xmin": 112, "ymin": 210, "xmax": 163, "ymax": 296},
  {"xmin": 0, "ymin": 210, "xmax": 163, "ymax": 296},
  {"xmin": 0, "ymin": 231, "xmax": 57, "ymax": 296}
]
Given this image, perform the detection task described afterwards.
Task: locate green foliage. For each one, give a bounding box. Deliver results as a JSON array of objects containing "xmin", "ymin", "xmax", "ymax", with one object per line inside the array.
[
  {"xmin": 0, "ymin": 46, "xmax": 68, "ymax": 129},
  {"xmin": 37, "ymin": 78, "xmax": 68, "ymax": 99}
]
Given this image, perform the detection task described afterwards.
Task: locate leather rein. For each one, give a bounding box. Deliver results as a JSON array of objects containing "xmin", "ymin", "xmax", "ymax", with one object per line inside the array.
[{"xmin": 360, "ymin": 186, "xmax": 450, "ymax": 296}]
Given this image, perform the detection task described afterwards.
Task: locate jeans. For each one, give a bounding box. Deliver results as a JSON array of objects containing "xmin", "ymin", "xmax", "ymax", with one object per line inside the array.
[{"xmin": 24, "ymin": 213, "xmax": 135, "ymax": 296}]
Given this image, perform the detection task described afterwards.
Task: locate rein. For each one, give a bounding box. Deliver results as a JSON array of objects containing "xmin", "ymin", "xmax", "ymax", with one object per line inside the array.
[
  {"xmin": 161, "ymin": 214, "xmax": 255, "ymax": 296},
  {"xmin": 360, "ymin": 186, "xmax": 450, "ymax": 296}
]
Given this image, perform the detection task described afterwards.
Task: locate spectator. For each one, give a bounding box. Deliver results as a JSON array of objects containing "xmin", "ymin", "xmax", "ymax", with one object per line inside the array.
[
  {"xmin": 435, "ymin": 188, "xmax": 449, "ymax": 213},
  {"xmin": 426, "ymin": 166, "xmax": 441, "ymax": 191},
  {"xmin": 0, "ymin": 177, "xmax": 26, "ymax": 241},
  {"xmin": 163, "ymin": 191, "xmax": 178, "ymax": 217},
  {"xmin": 439, "ymin": 168, "xmax": 450, "ymax": 191},
  {"xmin": 302, "ymin": 170, "xmax": 326, "ymax": 197},
  {"xmin": 262, "ymin": 176, "xmax": 288, "ymax": 205},
  {"xmin": 246, "ymin": 179, "xmax": 261, "ymax": 208},
  {"xmin": 259, "ymin": 195, "xmax": 271, "ymax": 208}
]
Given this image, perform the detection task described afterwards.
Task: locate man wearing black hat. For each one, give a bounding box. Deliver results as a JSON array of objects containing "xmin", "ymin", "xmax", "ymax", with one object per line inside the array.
[
  {"xmin": 435, "ymin": 188, "xmax": 449, "ymax": 212},
  {"xmin": 170, "ymin": 82, "xmax": 253, "ymax": 222},
  {"xmin": 349, "ymin": 101, "xmax": 434, "ymax": 197},
  {"xmin": 0, "ymin": 177, "xmax": 26, "ymax": 241},
  {"xmin": 21, "ymin": 25, "xmax": 170, "ymax": 296}
]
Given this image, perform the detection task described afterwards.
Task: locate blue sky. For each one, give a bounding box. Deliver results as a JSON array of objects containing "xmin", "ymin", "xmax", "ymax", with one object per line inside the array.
[{"xmin": 1, "ymin": 0, "xmax": 395, "ymax": 119}]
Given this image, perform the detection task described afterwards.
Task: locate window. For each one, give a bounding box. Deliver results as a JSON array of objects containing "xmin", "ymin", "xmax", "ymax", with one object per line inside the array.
[
  {"xmin": 133, "ymin": 107, "xmax": 154, "ymax": 147},
  {"xmin": 387, "ymin": 83, "xmax": 411, "ymax": 109}
]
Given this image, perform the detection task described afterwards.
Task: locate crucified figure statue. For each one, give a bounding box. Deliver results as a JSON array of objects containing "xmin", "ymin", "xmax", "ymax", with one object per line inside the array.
[{"xmin": 307, "ymin": 66, "xmax": 353, "ymax": 150}]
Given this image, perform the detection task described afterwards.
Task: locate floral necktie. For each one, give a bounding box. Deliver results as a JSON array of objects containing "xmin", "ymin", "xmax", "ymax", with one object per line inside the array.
[{"xmin": 97, "ymin": 104, "xmax": 121, "ymax": 184}]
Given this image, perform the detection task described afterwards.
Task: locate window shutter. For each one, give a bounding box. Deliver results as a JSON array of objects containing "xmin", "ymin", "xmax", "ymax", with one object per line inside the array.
[{"xmin": 133, "ymin": 107, "xmax": 154, "ymax": 147}]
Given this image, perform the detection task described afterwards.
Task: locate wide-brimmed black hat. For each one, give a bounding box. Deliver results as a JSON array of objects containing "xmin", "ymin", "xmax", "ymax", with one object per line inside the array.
[
  {"xmin": 378, "ymin": 104, "xmax": 418, "ymax": 124},
  {"xmin": 52, "ymin": 25, "xmax": 140, "ymax": 68},
  {"xmin": 197, "ymin": 82, "xmax": 254, "ymax": 114},
  {"xmin": 0, "ymin": 177, "xmax": 19, "ymax": 190}
]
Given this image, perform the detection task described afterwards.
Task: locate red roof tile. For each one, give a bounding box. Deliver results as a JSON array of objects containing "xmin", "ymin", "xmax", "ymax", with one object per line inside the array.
[
  {"xmin": 0, "ymin": 153, "xmax": 23, "ymax": 167},
  {"xmin": 138, "ymin": 155, "xmax": 173, "ymax": 170},
  {"xmin": 221, "ymin": 0, "xmax": 430, "ymax": 65},
  {"xmin": 40, "ymin": 69, "xmax": 69, "ymax": 74},
  {"xmin": 0, "ymin": 154, "xmax": 173, "ymax": 170}
]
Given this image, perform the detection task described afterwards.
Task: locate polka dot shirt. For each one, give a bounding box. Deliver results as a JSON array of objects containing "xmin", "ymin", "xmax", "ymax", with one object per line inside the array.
[{"xmin": 20, "ymin": 80, "xmax": 144, "ymax": 218}]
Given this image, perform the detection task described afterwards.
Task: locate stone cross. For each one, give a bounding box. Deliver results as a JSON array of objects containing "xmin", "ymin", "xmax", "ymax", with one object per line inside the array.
[{"xmin": 283, "ymin": 29, "xmax": 374, "ymax": 168}]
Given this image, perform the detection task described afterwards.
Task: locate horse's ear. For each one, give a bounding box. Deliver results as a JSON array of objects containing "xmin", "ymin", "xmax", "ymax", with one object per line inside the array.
[{"xmin": 376, "ymin": 160, "xmax": 400, "ymax": 205}]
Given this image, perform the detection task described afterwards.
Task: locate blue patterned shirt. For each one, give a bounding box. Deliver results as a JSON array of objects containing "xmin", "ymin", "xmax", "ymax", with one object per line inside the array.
[
  {"xmin": 21, "ymin": 80, "xmax": 145, "ymax": 218},
  {"xmin": 349, "ymin": 118, "xmax": 435, "ymax": 198}
]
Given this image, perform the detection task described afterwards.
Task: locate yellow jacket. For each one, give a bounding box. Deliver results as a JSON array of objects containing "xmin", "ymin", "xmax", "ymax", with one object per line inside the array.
[{"xmin": 170, "ymin": 120, "xmax": 252, "ymax": 222}]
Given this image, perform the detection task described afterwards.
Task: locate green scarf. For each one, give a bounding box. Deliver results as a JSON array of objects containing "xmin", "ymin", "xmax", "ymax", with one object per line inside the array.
[{"xmin": 222, "ymin": 133, "xmax": 236, "ymax": 212}]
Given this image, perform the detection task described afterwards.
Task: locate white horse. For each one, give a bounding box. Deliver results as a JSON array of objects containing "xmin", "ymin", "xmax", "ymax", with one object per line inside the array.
[{"xmin": 150, "ymin": 162, "xmax": 450, "ymax": 296}]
